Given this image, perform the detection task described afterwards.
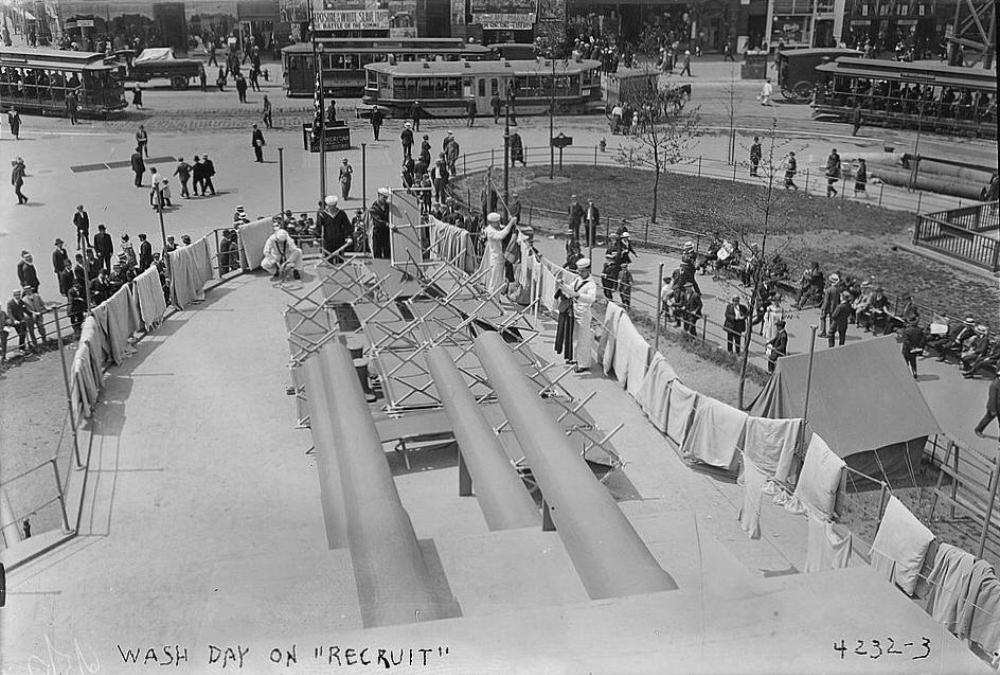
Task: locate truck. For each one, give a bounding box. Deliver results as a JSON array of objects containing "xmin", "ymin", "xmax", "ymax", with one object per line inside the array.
[{"xmin": 114, "ymin": 48, "xmax": 202, "ymax": 90}]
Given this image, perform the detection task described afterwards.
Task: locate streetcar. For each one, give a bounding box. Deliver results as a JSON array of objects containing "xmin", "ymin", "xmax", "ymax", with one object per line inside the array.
[
  {"xmin": 282, "ymin": 38, "xmax": 492, "ymax": 97},
  {"xmin": 812, "ymin": 58, "xmax": 997, "ymax": 139},
  {"xmin": 359, "ymin": 56, "xmax": 604, "ymax": 118},
  {"xmin": 775, "ymin": 47, "xmax": 861, "ymax": 102},
  {"xmin": 0, "ymin": 48, "xmax": 127, "ymax": 117}
]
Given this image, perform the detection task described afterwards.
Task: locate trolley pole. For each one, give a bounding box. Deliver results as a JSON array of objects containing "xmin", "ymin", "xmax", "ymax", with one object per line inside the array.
[{"xmin": 278, "ymin": 147, "xmax": 285, "ymax": 214}]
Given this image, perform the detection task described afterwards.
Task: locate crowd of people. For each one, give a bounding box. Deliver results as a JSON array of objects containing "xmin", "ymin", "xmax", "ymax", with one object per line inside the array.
[{"xmin": 1, "ymin": 212, "xmax": 190, "ymax": 368}]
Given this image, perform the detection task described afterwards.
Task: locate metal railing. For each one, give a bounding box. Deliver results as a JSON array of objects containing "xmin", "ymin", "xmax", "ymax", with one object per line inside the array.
[{"xmin": 913, "ymin": 202, "xmax": 1000, "ymax": 272}]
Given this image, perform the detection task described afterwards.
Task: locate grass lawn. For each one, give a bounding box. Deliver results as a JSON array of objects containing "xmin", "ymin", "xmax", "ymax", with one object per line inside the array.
[{"xmin": 453, "ymin": 166, "xmax": 1000, "ymax": 326}]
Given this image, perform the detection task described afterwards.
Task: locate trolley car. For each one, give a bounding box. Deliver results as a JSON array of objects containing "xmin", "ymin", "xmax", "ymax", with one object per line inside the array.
[
  {"xmin": 775, "ymin": 47, "xmax": 861, "ymax": 102},
  {"xmin": 812, "ymin": 58, "xmax": 997, "ymax": 139},
  {"xmin": 282, "ymin": 38, "xmax": 492, "ymax": 97},
  {"xmin": 0, "ymin": 48, "xmax": 127, "ymax": 117},
  {"xmin": 359, "ymin": 57, "xmax": 604, "ymax": 118}
]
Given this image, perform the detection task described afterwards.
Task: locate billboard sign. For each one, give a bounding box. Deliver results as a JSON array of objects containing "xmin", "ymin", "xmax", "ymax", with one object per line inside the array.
[
  {"xmin": 471, "ymin": 0, "xmax": 537, "ymax": 29},
  {"xmin": 313, "ymin": 9, "xmax": 390, "ymax": 30}
]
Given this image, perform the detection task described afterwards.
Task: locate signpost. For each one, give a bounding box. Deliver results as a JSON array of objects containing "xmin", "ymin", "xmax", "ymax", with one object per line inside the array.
[{"xmin": 551, "ymin": 133, "xmax": 572, "ymax": 172}]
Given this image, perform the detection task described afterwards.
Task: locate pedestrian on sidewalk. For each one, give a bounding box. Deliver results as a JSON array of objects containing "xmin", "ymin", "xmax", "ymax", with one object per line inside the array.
[
  {"xmin": 491, "ymin": 93, "xmax": 501, "ymax": 123},
  {"xmin": 370, "ymin": 106, "xmax": 383, "ymax": 141},
  {"xmin": 766, "ymin": 320, "xmax": 788, "ymax": 373},
  {"xmin": 199, "ymin": 65, "xmax": 207, "ymax": 91},
  {"xmin": 400, "ymin": 121, "xmax": 413, "ymax": 161},
  {"xmin": 339, "ymin": 158, "xmax": 353, "ymax": 200},
  {"xmin": 724, "ymin": 294, "xmax": 748, "ymax": 354},
  {"xmin": 7, "ymin": 108, "xmax": 21, "ymax": 139},
  {"xmin": 262, "ymin": 95, "xmax": 273, "ymax": 129},
  {"xmin": 202, "ymin": 155, "xmax": 217, "ymax": 194},
  {"xmin": 819, "ymin": 273, "xmax": 840, "ymax": 337},
  {"xmin": 828, "ymin": 291, "xmax": 852, "ymax": 347},
  {"xmin": 216, "ymin": 67, "xmax": 226, "ymax": 91},
  {"xmin": 758, "ymin": 78, "xmax": 773, "ymax": 106},
  {"xmin": 682, "ymin": 282, "xmax": 703, "ymax": 336},
  {"xmin": 7, "ymin": 289, "xmax": 37, "ymax": 353},
  {"xmin": 851, "ymin": 105, "xmax": 863, "ymax": 136},
  {"xmin": 136, "ymin": 124, "xmax": 149, "ymax": 157},
  {"xmin": 783, "ymin": 151, "xmax": 798, "ymax": 190},
  {"xmin": 749, "ymin": 137, "xmax": 762, "ymax": 177},
  {"xmin": 854, "ymin": 158, "xmax": 868, "ymax": 198},
  {"xmin": 66, "ymin": 89, "xmax": 79, "ymax": 124},
  {"xmin": 466, "ymin": 98, "xmax": 477, "ymax": 127},
  {"xmin": 17, "ymin": 250, "xmax": 40, "ymax": 293},
  {"xmin": 173, "ymin": 157, "xmax": 192, "ymax": 198},
  {"xmin": 567, "ymin": 195, "xmax": 584, "ymax": 240},
  {"xmin": 618, "ymin": 260, "xmax": 633, "ymax": 310},
  {"xmin": 73, "ymin": 204, "xmax": 91, "ymax": 249},
  {"xmin": 410, "ymin": 100, "xmax": 423, "ymax": 132},
  {"xmin": 724, "ymin": 42, "xmax": 735, "ymax": 62},
  {"xmin": 585, "ymin": 199, "xmax": 600, "ymax": 248},
  {"xmin": 900, "ymin": 317, "xmax": 925, "ymax": 378},
  {"xmin": 235, "ymin": 73, "xmax": 248, "ymax": 103},
  {"xmin": 601, "ymin": 252, "xmax": 620, "ymax": 300},
  {"xmin": 974, "ymin": 371, "xmax": 1000, "ymax": 437},
  {"xmin": 131, "ymin": 146, "xmax": 145, "ymax": 187},
  {"xmin": 826, "ymin": 148, "xmax": 841, "ymax": 197},
  {"xmin": 52, "ymin": 238, "xmax": 70, "ymax": 280},
  {"xmin": 11, "ymin": 156, "xmax": 27, "ymax": 204},
  {"xmin": 93, "ymin": 226, "xmax": 113, "ymax": 272},
  {"xmin": 679, "ymin": 50, "xmax": 692, "ymax": 76},
  {"xmin": 445, "ymin": 131, "xmax": 460, "ymax": 175},
  {"xmin": 132, "ymin": 83, "xmax": 143, "ymax": 109},
  {"xmin": 251, "ymin": 123, "xmax": 265, "ymax": 162},
  {"xmin": 565, "ymin": 258, "xmax": 597, "ymax": 373}
]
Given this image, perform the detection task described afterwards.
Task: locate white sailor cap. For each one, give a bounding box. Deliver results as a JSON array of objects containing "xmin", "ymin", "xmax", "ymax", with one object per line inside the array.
[{"xmin": 576, "ymin": 258, "xmax": 592, "ymax": 269}]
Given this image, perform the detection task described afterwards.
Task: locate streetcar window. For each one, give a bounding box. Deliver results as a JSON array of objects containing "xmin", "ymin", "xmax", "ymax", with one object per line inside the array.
[
  {"xmin": 490, "ymin": 78, "xmax": 498, "ymax": 96},
  {"xmin": 478, "ymin": 79, "xmax": 485, "ymax": 97}
]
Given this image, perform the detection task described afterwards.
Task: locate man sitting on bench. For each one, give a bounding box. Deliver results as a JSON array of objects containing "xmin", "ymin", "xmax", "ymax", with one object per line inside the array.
[{"xmin": 931, "ymin": 316, "xmax": 976, "ymax": 360}]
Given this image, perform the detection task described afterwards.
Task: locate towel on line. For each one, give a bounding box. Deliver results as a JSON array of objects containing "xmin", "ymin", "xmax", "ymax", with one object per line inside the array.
[
  {"xmin": 237, "ymin": 217, "xmax": 274, "ymax": 271},
  {"xmin": 599, "ymin": 302, "xmax": 625, "ymax": 376},
  {"xmin": 743, "ymin": 416, "xmax": 802, "ymax": 482},
  {"xmin": 666, "ymin": 381, "xmax": 700, "ymax": 447},
  {"xmin": 804, "ymin": 513, "xmax": 853, "ymax": 572},
  {"xmin": 921, "ymin": 543, "xmax": 976, "ymax": 632},
  {"xmin": 738, "ymin": 459, "xmax": 768, "ymax": 539},
  {"xmin": 792, "ymin": 433, "xmax": 845, "ymax": 520},
  {"xmin": 870, "ymin": 495, "xmax": 936, "ymax": 596},
  {"xmin": 613, "ymin": 313, "xmax": 650, "ymax": 398},
  {"xmin": 636, "ymin": 352, "xmax": 678, "ymax": 433},
  {"xmin": 681, "ymin": 396, "xmax": 747, "ymax": 470}
]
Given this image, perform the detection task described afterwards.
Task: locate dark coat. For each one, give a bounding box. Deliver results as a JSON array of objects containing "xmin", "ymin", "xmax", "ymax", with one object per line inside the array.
[
  {"xmin": 93, "ymin": 232, "xmax": 114, "ymax": 257},
  {"xmin": 988, "ymin": 377, "xmax": 1000, "ymax": 415},
  {"xmin": 74, "ymin": 210, "xmax": 90, "ymax": 234},
  {"xmin": 724, "ymin": 302, "xmax": 749, "ymax": 333},
  {"xmin": 131, "ymin": 151, "xmax": 145, "ymax": 174},
  {"xmin": 320, "ymin": 209, "xmax": 353, "ymax": 253},
  {"xmin": 17, "ymin": 260, "xmax": 40, "ymax": 291},
  {"xmin": 831, "ymin": 300, "xmax": 852, "ymax": 329},
  {"xmin": 52, "ymin": 247, "xmax": 70, "ymax": 274},
  {"xmin": 400, "ymin": 128, "xmax": 413, "ymax": 147}
]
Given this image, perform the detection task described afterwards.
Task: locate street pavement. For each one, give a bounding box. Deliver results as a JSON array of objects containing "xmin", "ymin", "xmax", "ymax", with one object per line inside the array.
[{"xmin": 0, "ymin": 59, "xmax": 992, "ymax": 456}]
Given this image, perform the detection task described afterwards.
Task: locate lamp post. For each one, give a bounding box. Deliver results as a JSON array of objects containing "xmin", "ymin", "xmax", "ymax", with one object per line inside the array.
[{"xmin": 278, "ymin": 146, "xmax": 285, "ymax": 214}]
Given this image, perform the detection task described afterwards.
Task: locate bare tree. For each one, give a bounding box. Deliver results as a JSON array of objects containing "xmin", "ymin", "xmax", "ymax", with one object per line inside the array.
[{"xmin": 613, "ymin": 73, "xmax": 700, "ymax": 224}]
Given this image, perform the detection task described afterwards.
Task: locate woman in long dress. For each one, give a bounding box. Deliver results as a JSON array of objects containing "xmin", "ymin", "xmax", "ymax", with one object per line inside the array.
[
  {"xmin": 761, "ymin": 295, "xmax": 785, "ymax": 341},
  {"xmin": 482, "ymin": 211, "xmax": 514, "ymax": 294}
]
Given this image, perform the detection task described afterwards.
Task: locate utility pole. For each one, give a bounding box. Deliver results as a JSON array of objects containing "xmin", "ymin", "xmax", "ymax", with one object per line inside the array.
[{"xmin": 278, "ymin": 146, "xmax": 285, "ymax": 214}]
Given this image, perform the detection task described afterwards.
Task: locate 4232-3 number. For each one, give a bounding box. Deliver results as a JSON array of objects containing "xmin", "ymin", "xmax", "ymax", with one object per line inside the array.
[{"xmin": 833, "ymin": 637, "xmax": 931, "ymax": 660}]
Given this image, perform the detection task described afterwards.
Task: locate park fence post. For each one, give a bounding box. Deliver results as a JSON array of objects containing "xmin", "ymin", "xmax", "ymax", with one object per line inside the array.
[
  {"xmin": 698, "ymin": 156, "xmax": 702, "ymax": 177},
  {"xmin": 804, "ymin": 168, "xmax": 810, "ymax": 194},
  {"xmin": 463, "ymin": 153, "xmax": 467, "ymax": 175},
  {"xmin": 878, "ymin": 183, "xmax": 884, "ymax": 206},
  {"xmin": 654, "ymin": 262, "xmax": 665, "ymax": 353},
  {"xmin": 701, "ymin": 314, "xmax": 707, "ymax": 345},
  {"xmin": 644, "ymin": 218, "xmax": 649, "ymax": 246},
  {"xmin": 732, "ymin": 160, "xmax": 737, "ymax": 182},
  {"xmin": 917, "ymin": 191, "xmax": 923, "ymax": 213},
  {"xmin": 491, "ymin": 148, "xmax": 495, "ymax": 165}
]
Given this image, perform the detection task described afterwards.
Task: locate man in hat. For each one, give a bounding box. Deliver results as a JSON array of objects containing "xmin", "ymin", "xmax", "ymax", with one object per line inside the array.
[
  {"xmin": 828, "ymin": 290, "xmax": 852, "ymax": 347},
  {"xmin": 369, "ymin": 188, "xmax": 391, "ymax": 259},
  {"xmin": 52, "ymin": 238, "xmax": 70, "ymax": 279},
  {"xmin": 251, "ymin": 123, "xmax": 265, "ymax": 163},
  {"xmin": 73, "ymin": 204, "xmax": 91, "ymax": 249},
  {"xmin": 20, "ymin": 285, "xmax": 48, "ymax": 346},
  {"xmin": 262, "ymin": 225, "xmax": 303, "ymax": 281},
  {"xmin": 931, "ymin": 316, "xmax": 976, "ymax": 359},
  {"xmin": 974, "ymin": 371, "xmax": 1000, "ymax": 437},
  {"xmin": 749, "ymin": 136, "xmax": 762, "ymax": 177},
  {"xmin": 724, "ymin": 294, "xmax": 749, "ymax": 354},
  {"xmin": 400, "ymin": 121, "xmax": 414, "ymax": 161},
  {"xmin": 444, "ymin": 131, "xmax": 460, "ymax": 176},
  {"xmin": 679, "ymin": 49, "xmax": 692, "ymax": 77},
  {"xmin": 767, "ymin": 320, "xmax": 788, "ymax": 373},
  {"xmin": 466, "ymin": 98, "xmax": 477, "ymax": 127},
  {"xmin": 6, "ymin": 289, "xmax": 37, "ymax": 353},
  {"xmin": 173, "ymin": 157, "xmax": 192, "ymax": 198},
  {"xmin": 818, "ymin": 273, "xmax": 840, "ymax": 337},
  {"xmin": 483, "ymin": 212, "xmax": 516, "ymax": 294},
  {"xmin": 12, "ymin": 156, "xmax": 27, "ymax": 204},
  {"xmin": 17, "ymin": 250, "xmax": 40, "ymax": 293},
  {"xmin": 319, "ymin": 195, "xmax": 353, "ymax": 262},
  {"xmin": 601, "ymin": 251, "xmax": 620, "ymax": 300},
  {"xmin": 339, "ymin": 157, "xmax": 353, "ymax": 200},
  {"xmin": 138, "ymin": 233, "xmax": 154, "ymax": 271},
  {"xmin": 900, "ymin": 317, "xmax": 925, "ymax": 378},
  {"xmin": 130, "ymin": 146, "xmax": 145, "ymax": 188},
  {"xmin": 370, "ymin": 105, "xmax": 383, "ymax": 141},
  {"xmin": 560, "ymin": 257, "xmax": 598, "ymax": 372},
  {"xmin": 567, "ymin": 195, "xmax": 585, "ymax": 240},
  {"xmin": 960, "ymin": 326, "xmax": 990, "ymax": 375},
  {"xmin": 618, "ymin": 260, "xmax": 633, "ymax": 310},
  {"xmin": 202, "ymin": 154, "xmax": 217, "ymax": 195},
  {"xmin": 783, "ymin": 151, "xmax": 797, "ymax": 190},
  {"xmin": 410, "ymin": 100, "xmax": 423, "ymax": 132},
  {"xmin": 682, "ymin": 281, "xmax": 702, "ymax": 336}
]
